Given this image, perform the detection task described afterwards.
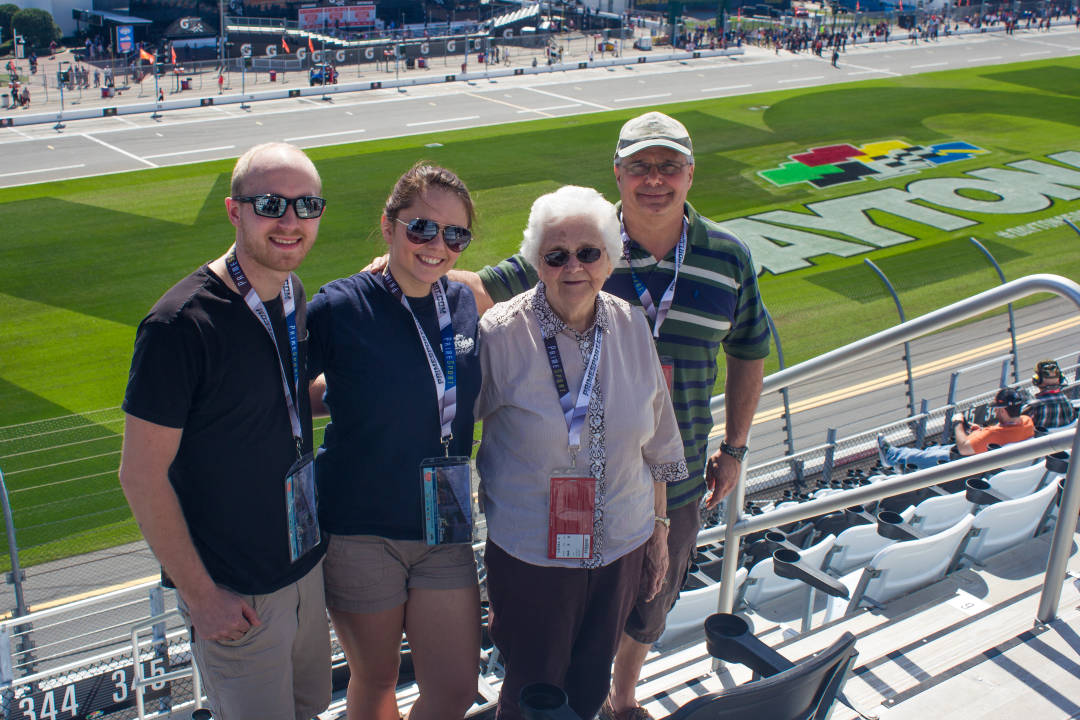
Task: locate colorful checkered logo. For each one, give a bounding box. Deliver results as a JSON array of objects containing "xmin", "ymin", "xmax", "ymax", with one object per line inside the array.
[{"xmin": 759, "ymin": 140, "xmax": 989, "ymax": 188}]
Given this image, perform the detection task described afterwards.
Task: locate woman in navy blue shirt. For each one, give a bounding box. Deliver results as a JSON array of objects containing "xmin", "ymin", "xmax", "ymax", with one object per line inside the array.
[{"xmin": 307, "ymin": 163, "xmax": 482, "ymax": 720}]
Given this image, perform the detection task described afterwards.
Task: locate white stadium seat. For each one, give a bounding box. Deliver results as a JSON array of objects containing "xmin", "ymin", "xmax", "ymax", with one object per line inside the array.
[
  {"xmin": 910, "ymin": 492, "xmax": 973, "ymax": 535},
  {"xmin": 984, "ymin": 460, "xmax": 1058, "ymax": 499},
  {"xmin": 963, "ymin": 480, "xmax": 1060, "ymax": 564},
  {"xmin": 740, "ymin": 534, "xmax": 836, "ymax": 609},
  {"xmin": 825, "ymin": 507, "xmax": 914, "ymax": 576},
  {"xmin": 826, "ymin": 515, "xmax": 975, "ymax": 619},
  {"xmin": 656, "ymin": 567, "xmax": 748, "ymax": 650}
]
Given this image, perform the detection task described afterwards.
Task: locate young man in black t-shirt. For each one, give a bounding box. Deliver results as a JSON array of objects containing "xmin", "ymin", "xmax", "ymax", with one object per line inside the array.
[{"xmin": 120, "ymin": 142, "xmax": 331, "ymax": 720}]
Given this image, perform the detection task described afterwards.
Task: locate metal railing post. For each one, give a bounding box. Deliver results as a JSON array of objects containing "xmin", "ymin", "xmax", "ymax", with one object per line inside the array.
[
  {"xmin": 1037, "ymin": 427, "xmax": 1080, "ymax": 623},
  {"xmin": 864, "ymin": 259, "xmax": 917, "ymax": 416},
  {"xmin": 821, "ymin": 428, "xmax": 838, "ymax": 485},
  {"xmin": 0, "ymin": 470, "xmax": 26, "ymax": 619},
  {"xmin": 765, "ymin": 308, "xmax": 795, "ymax": 456},
  {"xmin": 999, "ymin": 357, "xmax": 1012, "ymax": 389},
  {"xmin": 149, "ymin": 585, "xmax": 170, "ymax": 713},
  {"xmin": 915, "ymin": 398, "xmax": 929, "ymax": 447},
  {"xmin": 0, "ymin": 625, "xmax": 12, "ymax": 710},
  {"xmin": 970, "ymin": 237, "xmax": 1020, "ymax": 384}
]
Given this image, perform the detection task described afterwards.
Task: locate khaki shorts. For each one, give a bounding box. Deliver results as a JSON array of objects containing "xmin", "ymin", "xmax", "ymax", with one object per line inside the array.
[
  {"xmin": 178, "ymin": 560, "xmax": 331, "ymax": 720},
  {"xmin": 323, "ymin": 534, "xmax": 478, "ymax": 614}
]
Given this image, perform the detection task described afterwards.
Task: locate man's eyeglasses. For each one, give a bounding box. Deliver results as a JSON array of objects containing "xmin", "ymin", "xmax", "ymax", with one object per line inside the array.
[
  {"xmin": 233, "ymin": 194, "xmax": 326, "ymax": 219},
  {"xmin": 543, "ymin": 247, "xmax": 604, "ymax": 267},
  {"xmin": 621, "ymin": 160, "xmax": 689, "ymax": 177},
  {"xmin": 396, "ymin": 217, "xmax": 473, "ymax": 253}
]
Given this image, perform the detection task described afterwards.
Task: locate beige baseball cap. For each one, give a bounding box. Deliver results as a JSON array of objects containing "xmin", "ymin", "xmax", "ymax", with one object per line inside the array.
[{"xmin": 614, "ymin": 111, "xmax": 693, "ymax": 160}]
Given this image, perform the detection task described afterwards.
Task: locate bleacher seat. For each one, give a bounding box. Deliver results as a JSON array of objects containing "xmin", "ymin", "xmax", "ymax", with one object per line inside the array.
[
  {"xmin": 984, "ymin": 460, "xmax": 1059, "ymax": 499},
  {"xmin": 829, "ymin": 515, "xmax": 975, "ymax": 617},
  {"xmin": 910, "ymin": 492, "xmax": 973, "ymax": 535},
  {"xmin": 825, "ymin": 507, "xmax": 913, "ymax": 576},
  {"xmin": 665, "ymin": 614, "xmax": 858, "ymax": 720},
  {"xmin": 739, "ymin": 534, "xmax": 835, "ymax": 610},
  {"xmin": 962, "ymin": 480, "xmax": 1060, "ymax": 564},
  {"xmin": 656, "ymin": 567, "xmax": 748, "ymax": 650}
]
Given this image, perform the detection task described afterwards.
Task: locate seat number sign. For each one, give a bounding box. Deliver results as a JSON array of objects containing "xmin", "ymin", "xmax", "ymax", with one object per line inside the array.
[{"xmin": 12, "ymin": 656, "xmax": 173, "ymax": 720}]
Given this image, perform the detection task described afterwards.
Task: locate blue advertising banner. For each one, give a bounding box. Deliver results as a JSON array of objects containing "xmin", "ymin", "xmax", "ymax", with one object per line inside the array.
[{"xmin": 117, "ymin": 25, "xmax": 134, "ymax": 53}]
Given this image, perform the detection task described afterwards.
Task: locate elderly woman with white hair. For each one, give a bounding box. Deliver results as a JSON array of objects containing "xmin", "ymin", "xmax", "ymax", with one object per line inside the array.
[{"xmin": 475, "ymin": 185, "xmax": 688, "ymax": 720}]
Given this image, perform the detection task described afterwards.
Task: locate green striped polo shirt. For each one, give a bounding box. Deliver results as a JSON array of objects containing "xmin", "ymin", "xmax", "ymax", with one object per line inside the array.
[{"xmin": 477, "ymin": 202, "xmax": 770, "ymax": 509}]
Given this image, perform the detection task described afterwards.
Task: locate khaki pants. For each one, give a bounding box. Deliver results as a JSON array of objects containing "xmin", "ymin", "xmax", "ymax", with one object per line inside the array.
[{"xmin": 179, "ymin": 561, "xmax": 331, "ymax": 720}]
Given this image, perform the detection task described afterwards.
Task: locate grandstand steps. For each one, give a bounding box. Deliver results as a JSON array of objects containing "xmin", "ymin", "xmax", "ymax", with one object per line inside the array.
[
  {"xmin": 617, "ymin": 528, "xmax": 1080, "ymax": 720},
  {"xmin": 305, "ymin": 528, "xmax": 1080, "ymax": 718}
]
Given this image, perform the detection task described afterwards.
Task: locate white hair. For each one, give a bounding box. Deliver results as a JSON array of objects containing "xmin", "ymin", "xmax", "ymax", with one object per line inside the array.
[{"xmin": 520, "ymin": 186, "xmax": 622, "ymax": 270}]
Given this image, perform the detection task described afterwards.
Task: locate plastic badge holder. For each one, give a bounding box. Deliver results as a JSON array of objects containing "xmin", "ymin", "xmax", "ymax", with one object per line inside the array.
[
  {"xmin": 548, "ymin": 473, "xmax": 596, "ymax": 560},
  {"xmin": 420, "ymin": 456, "xmax": 473, "ymax": 545}
]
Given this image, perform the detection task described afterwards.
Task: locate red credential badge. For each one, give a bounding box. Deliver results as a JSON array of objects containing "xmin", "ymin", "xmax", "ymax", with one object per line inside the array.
[{"xmin": 548, "ymin": 472, "xmax": 596, "ymax": 560}]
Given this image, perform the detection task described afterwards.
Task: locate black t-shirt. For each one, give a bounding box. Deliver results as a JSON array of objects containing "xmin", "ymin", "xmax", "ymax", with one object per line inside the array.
[
  {"xmin": 123, "ymin": 265, "xmax": 324, "ymax": 595},
  {"xmin": 307, "ymin": 272, "xmax": 481, "ymax": 538}
]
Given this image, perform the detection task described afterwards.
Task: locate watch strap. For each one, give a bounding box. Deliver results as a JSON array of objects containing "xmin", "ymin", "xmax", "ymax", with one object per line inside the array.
[{"xmin": 719, "ymin": 441, "xmax": 748, "ymax": 462}]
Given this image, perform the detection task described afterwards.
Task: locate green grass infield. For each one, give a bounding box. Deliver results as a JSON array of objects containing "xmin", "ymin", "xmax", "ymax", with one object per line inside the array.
[{"xmin": 1, "ymin": 55, "xmax": 1078, "ymax": 569}]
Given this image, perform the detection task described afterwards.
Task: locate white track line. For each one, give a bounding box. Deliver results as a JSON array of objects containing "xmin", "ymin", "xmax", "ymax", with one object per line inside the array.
[
  {"xmin": 701, "ymin": 83, "xmax": 753, "ymax": 92},
  {"xmin": 465, "ymin": 91, "xmax": 552, "ymax": 117},
  {"xmin": 613, "ymin": 92, "xmax": 672, "ymax": 102},
  {"xmin": 406, "ymin": 115, "xmax": 480, "ymax": 127},
  {"xmin": 515, "ymin": 103, "xmax": 581, "ymax": 113},
  {"xmin": 0, "ymin": 163, "xmax": 86, "ymax": 178},
  {"xmin": 79, "ymin": 133, "xmax": 157, "ymax": 167},
  {"xmin": 526, "ymin": 86, "xmax": 611, "ymax": 111},
  {"xmin": 284, "ymin": 129, "xmax": 366, "ymax": 142},
  {"xmin": 143, "ymin": 145, "xmax": 236, "ymax": 159}
]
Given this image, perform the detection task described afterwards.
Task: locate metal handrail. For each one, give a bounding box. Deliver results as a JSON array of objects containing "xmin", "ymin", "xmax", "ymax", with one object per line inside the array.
[
  {"xmin": 129, "ymin": 608, "xmax": 202, "ymax": 718},
  {"xmin": 0, "ymin": 580, "xmax": 157, "ymax": 631},
  {"xmin": 711, "ymin": 274, "xmax": 1080, "ymax": 624}
]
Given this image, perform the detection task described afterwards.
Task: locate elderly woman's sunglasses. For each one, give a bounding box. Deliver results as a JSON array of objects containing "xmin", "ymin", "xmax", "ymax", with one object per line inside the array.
[
  {"xmin": 233, "ymin": 194, "xmax": 326, "ymax": 219},
  {"xmin": 396, "ymin": 217, "xmax": 473, "ymax": 253},
  {"xmin": 543, "ymin": 247, "xmax": 603, "ymax": 267}
]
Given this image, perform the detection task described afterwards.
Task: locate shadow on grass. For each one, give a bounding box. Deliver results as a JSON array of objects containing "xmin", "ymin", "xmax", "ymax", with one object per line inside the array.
[{"xmin": 805, "ymin": 237, "xmax": 1030, "ymax": 302}]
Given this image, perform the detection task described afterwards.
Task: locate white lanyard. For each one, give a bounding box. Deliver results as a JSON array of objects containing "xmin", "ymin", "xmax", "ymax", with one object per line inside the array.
[
  {"xmin": 224, "ymin": 247, "xmax": 303, "ymax": 448},
  {"xmin": 541, "ymin": 320, "xmax": 603, "ymax": 459},
  {"xmin": 382, "ymin": 270, "xmax": 457, "ymax": 449},
  {"xmin": 622, "ymin": 217, "xmax": 688, "ymax": 338}
]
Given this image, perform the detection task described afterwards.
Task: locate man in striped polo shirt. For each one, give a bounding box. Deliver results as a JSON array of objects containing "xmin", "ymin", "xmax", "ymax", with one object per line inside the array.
[{"xmin": 456, "ymin": 111, "xmax": 769, "ymax": 719}]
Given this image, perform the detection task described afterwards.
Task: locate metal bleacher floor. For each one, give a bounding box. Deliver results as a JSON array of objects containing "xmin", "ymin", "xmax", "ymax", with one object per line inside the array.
[{"xmin": 312, "ymin": 528, "xmax": 1080, "ymax": 720}]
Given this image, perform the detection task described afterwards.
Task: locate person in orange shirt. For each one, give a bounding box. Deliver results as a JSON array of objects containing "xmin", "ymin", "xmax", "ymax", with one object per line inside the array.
[{"xmin": 878, "ymin": 387, "xmax": 1034, "ymax": 471}]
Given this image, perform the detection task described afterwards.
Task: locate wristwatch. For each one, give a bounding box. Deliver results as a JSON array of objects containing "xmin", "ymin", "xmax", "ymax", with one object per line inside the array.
[
  {"xmin": 655, "ymin": 516, "xmax": 671, "ymax": 528},
  {"xmin": 719, "ymin": 441, "xmax": 748, "ymax": 462}
]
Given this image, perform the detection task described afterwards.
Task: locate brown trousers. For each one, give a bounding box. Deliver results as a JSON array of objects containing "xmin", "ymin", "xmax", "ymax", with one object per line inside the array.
[{"xmin": 486, "ymin": 540, "xmax": 646, "ymax": 720}]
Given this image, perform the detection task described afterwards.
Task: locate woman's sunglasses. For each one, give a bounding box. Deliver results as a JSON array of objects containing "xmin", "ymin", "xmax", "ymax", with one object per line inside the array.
[
  {"xmin": 233, "ymin": 194, "xmax": 326, "ymax": 219},
  {"xmin": 396, "ymin": 217, "xmax": 473, "ymax": 253},
  {"xmin": 543, "ymin": 247, "xmax": 604, "ymax": 267}
]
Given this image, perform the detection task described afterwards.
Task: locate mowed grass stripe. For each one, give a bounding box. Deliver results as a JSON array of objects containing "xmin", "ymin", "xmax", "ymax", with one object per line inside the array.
[{"xmin": 0, "ymin": 56, "xmax": 1078, "ymax": 570}]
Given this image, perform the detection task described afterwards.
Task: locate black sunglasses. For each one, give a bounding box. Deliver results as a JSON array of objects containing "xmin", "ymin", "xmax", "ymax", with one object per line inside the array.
[
  {"xmin": 395, "ymin": 217, "xmax": 473, "ymax": 253},
  {"xmin": 233, "ymin": 194, "xmax": 326, "ymax": 219},
  {"xmin": 543, "ymin": 247, "xmax": 604, "ymax": 267}
]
